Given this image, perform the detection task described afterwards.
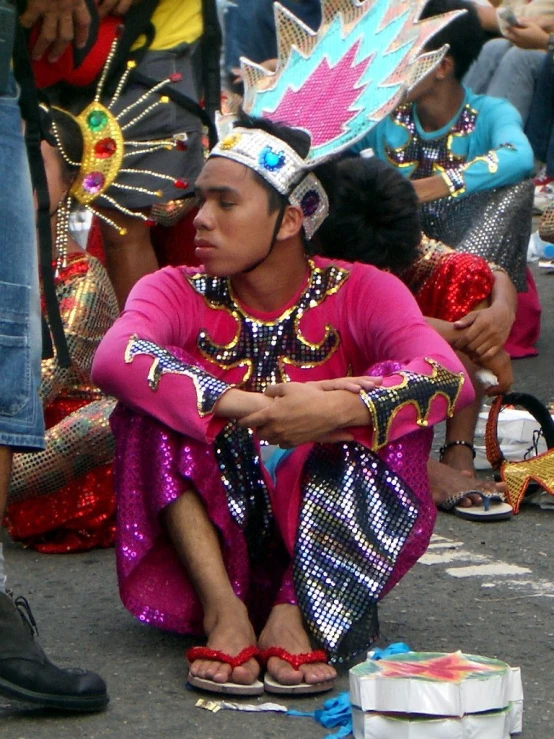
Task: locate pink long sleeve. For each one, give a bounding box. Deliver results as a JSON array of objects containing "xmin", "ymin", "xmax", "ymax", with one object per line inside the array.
[
  {"xmin": 342, "ymin": 264, "xmax": 474, "ymax": 448},
  {"xmin": 92, "ymin": 267, "xmax": 230, "ymax": 443}
]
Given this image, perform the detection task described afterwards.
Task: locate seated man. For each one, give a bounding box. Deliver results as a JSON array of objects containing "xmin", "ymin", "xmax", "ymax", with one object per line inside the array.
[
  {"xmin": 317, "ymin": 155, "xmax": 515, "ymax": 511},
  {"xmin": 92, "ymin": 116, "xmax": 474, "ymax": 695},
  {"xmin": 351, "ymin": 0, "xmax": 535, "ymax": 293}
]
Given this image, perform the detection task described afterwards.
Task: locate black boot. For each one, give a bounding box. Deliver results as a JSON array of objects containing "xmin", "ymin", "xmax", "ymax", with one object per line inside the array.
[{"xmin": 0, "ymin": 591, "xmax": 109, "ymax": 711}]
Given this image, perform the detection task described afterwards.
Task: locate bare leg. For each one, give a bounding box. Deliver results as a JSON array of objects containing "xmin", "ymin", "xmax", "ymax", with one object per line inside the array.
[
  {"xmin": 431, "ymin": 356, "xmax": 505, "ymax": 507},
  {"xmin": 162, "ymin": 489, "xmax": 260, "ymax": 685},
  {"xmin": 98, "ymin": 211, "xmax": 159, "ymax": 309},
  {"xmin": 258, "ymin": 604, "xmax": 336, "ymax": 685},
  {"xmin": 0, "ymin": 446, "xmax": 12, "ymax": 518},
  {"xmin": 442, "ymin": 356, "xmax": 483, "ymax": 476}
]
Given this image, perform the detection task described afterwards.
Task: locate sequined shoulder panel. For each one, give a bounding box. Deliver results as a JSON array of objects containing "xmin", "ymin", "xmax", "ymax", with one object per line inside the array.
[
  {"xmin": 186, "ymin": 261, "xmax": 350, "ymax": 392},
  {"xmin": 360, "ymin": 357, "xmax": 465, "ymax": 449},
  {"xmin": 385, "ymin": 103, "xmax": 479, "ymax": 196}
]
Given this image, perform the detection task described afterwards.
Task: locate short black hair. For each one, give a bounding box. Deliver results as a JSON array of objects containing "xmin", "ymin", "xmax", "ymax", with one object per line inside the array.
[
  {"xmin": 421, "ymin": 0, "xmax": 485, "ymax": 80},
  {"xmin": 317, "ymin": 156, "xmax": 421, "ymax": 274}
]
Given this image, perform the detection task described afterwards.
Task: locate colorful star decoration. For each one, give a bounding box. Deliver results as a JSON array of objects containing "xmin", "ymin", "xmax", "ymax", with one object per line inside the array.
[{"xmin": 372, "ymin": 652, "xmax": 506, "ymax": 684}]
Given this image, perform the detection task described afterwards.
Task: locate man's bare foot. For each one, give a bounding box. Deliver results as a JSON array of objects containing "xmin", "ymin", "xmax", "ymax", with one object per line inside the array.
[
  {"xmin": 258, "ymin": 604, "xmax": 336, "ymax": 686},
  {"xmin": 188, "ymin": 598, "xmax": 260, "ymax": 685},
  {"xmin": 428, "ymin": 459, "xmax": 507, "ymax": 509}
]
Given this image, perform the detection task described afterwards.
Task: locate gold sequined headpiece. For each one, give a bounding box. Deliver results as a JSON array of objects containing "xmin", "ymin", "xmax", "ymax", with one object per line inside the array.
[
  {"xmin": 211, "ymin": 0, "xmax": 464, "ymax": 237},
  {"xmin": 51, "ymin": 38, "xmax": 189, "ymax": 236}
]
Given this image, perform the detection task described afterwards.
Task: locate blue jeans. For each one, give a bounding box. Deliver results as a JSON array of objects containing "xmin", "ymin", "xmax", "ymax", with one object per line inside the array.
[
  {"xmin": 0, "ymin": 75, "xmax": 44, "ymax": 451},
  {"xmin": 526, "ymin": 54, "xmax": 554, "ymax": 176},
  {"xmin": 464, "ymin": 38, "xmax": 545, "ymax": 124}
]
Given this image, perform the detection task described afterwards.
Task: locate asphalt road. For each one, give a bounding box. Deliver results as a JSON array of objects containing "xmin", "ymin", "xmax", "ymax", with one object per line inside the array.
[{"xmin": 0, "ymin": 265, "xmax": 552, "ymax": 739}]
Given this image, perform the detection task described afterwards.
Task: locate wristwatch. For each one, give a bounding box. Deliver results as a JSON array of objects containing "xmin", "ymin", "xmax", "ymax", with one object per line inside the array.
[{"xmin": 548, "ymin": 32, "xmax": 554, "ymax": 55}]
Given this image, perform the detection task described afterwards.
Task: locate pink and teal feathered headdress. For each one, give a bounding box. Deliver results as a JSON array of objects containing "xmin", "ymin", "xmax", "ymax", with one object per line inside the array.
[{"xmin": 211, "ymin": 0, "xmax": 464, "ymax": 237}]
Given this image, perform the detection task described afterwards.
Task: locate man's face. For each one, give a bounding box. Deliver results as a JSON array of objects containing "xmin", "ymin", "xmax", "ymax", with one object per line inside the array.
[{"xmin": 193, "ymin": 157, "xmax": 281, "ymax": 276}]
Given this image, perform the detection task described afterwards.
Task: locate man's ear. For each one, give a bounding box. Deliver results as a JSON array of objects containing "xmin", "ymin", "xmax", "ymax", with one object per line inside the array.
[
  {"xmin": 436, "ymin": 54, "xmax": 455, "ymax": 80},
  {"xmin": 276, "ymin": 204, "xmax": 304, "ymax": 241}
]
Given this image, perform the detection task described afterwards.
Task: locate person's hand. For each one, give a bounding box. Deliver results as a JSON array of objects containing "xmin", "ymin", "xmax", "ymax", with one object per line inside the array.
[
  {"xmin": 478, "ymin": 349, "xmax": 513, "ymax": 396},
  {"xmin": 238, "ymin": 382, "xmax": 370, "ymax": 447},
  {"xmin": 411, "ymin": 175, "xmax": 451, "ymax": 203},
  {"xmin": 504, "ymin": 20, "xmax": 549, "ymax": 49},
  {"xmin": 230, "ymin": 58, "xmax": 277, "ymax": 86},
  {"xmin": 310, "ymin": 375, "xmax": 382, "ymax": 394},
  {"xmin": 97, "ymin": 0, "xmax": 139, "ymax": 19},
  {"xmin": 20, "ymin": 0, "xmax": 91, "ymax": 62},
  {"xmin": 452, "ymin": 303, "xmax": 514, "ymax": 361}
]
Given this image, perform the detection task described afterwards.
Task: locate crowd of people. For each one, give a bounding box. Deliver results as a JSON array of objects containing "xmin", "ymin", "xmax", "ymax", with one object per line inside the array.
[{"xmin": 0, "ymin": 0, "xmax": 546, "ymax": 709}]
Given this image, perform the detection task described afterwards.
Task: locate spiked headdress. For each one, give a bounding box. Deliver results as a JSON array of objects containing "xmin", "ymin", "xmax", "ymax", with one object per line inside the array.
[
  {"xmin": 51, "ymin": 36, "xmax": 189, "ymax": 239},
  {"xmin": 210, "ymin": 0, "xmax": 464, "ymax": 238}
]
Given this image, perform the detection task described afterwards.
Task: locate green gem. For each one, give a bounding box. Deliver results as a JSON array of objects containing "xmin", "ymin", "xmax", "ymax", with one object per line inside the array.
[{"xmin": 87, "ymin": 109, "xmax": 108, "ymax": 132}]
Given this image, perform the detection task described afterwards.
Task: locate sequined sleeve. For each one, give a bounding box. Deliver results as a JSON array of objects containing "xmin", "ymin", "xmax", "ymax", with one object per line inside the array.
[
  {"xmin": 360, "ymin": 357, "xmax": 465, "ymax": 450},
  {"xmin": 346, "ymin": 265, "xmax": 474, "ymax": 447},
  {"xmin": 92, "ymin": 267, "xmax": 231, "ymax": 443},
  {"xmin": 41, "ymin": 254, "xmax": 119, "ymax": 406},
  {"xmin": 124, "ymin": 335, "xmax": 231, "ymax": 416},
  {"xmin": 440, "ymin": 99, "xmax": 533, "ymax": 199},
  {"xmin": 402, "ymin": 237, "xmax": 494, "ymax": 323}
]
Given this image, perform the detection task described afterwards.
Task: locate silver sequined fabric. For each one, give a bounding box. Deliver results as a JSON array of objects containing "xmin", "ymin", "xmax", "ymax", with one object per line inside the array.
[{"xmin": 419, "ymin": 181, "xmax": 533, "ymax": 292}]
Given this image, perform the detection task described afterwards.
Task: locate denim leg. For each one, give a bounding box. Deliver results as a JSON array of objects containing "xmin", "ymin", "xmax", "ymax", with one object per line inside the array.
[
  {"xmin": 526, "ymin": 54, "xmax": 554, "ymax": 172},
  {"xmin": 0, "ymin": 75, "xmax": 44, "ymax": 451},
  {"xmin": 486, "ymin": 47, "xmax": 545, "ymax": 122},
  {"xmin": 464, "ymin": 38, "xmax": 511, "ymax": 94}
]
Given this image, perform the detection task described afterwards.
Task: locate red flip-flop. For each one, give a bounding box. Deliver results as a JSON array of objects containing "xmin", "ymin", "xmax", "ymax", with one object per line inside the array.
[
  {"xmin": 260, "ymin": 647, "xmax": 335, "ymax": 695},
  {"xmin": 186, "ymin": 646, "xmax": 264, "ymax": 696}
]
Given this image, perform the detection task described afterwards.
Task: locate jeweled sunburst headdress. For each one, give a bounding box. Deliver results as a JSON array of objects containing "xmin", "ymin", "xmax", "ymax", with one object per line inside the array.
[
  {"xmin": 210, "ymin": 0, "xmax": 464, "ymax": 238},
  {"xmin": 50, "ymin": 35, "xmax": 190, "ymax": 270}
]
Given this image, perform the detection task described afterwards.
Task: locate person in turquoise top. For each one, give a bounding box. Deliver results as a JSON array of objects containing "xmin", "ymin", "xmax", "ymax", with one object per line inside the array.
[
  {"xmin": 351, "ymin": 0, "xmax": 534, "ymax": 204},
  {"xmin": 351, "ymin": 0, "xmax": 536, "ymax": 510}
]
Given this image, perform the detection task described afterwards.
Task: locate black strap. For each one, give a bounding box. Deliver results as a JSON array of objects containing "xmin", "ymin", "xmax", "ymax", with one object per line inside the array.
[
  {"xmin": 12, "ymin": 20, "xmax": 71, "ymax": 366},
  {"xmin": 102, "ymin": 0, "xmax": 160, "ymax": 95},
  {"xmin": 199, "ymin": 0, "xmax": 221, "ymax": 148}
]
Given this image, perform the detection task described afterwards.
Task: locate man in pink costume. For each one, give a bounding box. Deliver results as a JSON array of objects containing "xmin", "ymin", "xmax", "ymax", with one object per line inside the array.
[{"xmin": 92, "ymin": 116, "xmax": 474, "ymax": 694}]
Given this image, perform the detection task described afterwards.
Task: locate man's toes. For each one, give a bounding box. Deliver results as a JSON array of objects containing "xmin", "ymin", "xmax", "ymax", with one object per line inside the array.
[
  {"xmin": 191, "ymin": 659, "xmax": 231, "ymax": 683},
  {"xmin": 269, "ymin": 659, "xmax": 303, "ymax": 686},
  {"xmin": 300, "ymin": 664, "xmax": 336, "ymax": 685},
  {"xmin": 231, "ymin": 660, "xmax": 260, "ymax": 685}
]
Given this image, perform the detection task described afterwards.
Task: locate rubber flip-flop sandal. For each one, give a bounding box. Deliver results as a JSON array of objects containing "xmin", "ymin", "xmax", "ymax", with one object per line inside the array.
[
  {"xmin": 186, "ymin": 646, "xmax": 264, "ymax": 696},
  {"xmin": 438, "ymin": 489, "xmax": 483, "ymax": 512},
  {"xmin": 260, "ymin": 647, "xmax": 335, "ymax": 695},
  {"xmin": 454, "ymin": 498, "xmax": 513, "ymax": 522}
]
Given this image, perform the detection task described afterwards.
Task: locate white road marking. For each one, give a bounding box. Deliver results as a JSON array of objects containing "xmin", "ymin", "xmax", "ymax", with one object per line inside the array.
[
  {"xmin": 418, "ymin": 535, "xmax": 549, "ymax": 597},
  {"xmin": 445, "ymin": 563, "xmax": 532, "ymax": 578},
  {"xmin": 419, "ymin": 550, "xmax": 489, "ymax": 566}
]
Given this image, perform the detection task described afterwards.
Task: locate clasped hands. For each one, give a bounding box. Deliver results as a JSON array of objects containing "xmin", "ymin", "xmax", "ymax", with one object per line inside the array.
[{"xmin": 218, "ymin": 376, "xmax": 381, "ymax": 449}]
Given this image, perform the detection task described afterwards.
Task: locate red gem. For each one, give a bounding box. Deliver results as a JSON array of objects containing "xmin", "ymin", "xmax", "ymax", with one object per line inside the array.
[
  {"xmin": 169, "ymin": 73, "xmax": 183, "ymax": 82},
  {"xmin": 95, "ymin": 138, "xmax": 117, "ymax": 159},
  {"xmin": 174, "ymin": 179, "xmax": 188, "ymax": 189},
  {"xmin": 176, "ymin": 140, "xmax": 188, "ymax": 151},
  {"xmin": 145, "ymin": 219, "xmax": 156, "ymax": 227}
]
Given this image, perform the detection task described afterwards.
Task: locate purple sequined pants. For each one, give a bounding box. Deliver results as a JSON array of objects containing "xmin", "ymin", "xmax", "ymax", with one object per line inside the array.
[{"xmin": 111, "ymin": 368, "xmax": 436, "ymax": 658}]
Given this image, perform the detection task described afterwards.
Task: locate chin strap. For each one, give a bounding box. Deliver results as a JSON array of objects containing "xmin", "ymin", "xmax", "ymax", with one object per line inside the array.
[{"xmin": 241, "ymin": 203, "xmax": 287, "ymax": 275}]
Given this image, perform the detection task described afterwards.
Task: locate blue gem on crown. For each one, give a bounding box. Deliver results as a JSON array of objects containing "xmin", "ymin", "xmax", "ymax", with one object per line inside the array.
[{"xmin": 259, "ymin": 146, "xmax": 286, "ymax": 172}]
